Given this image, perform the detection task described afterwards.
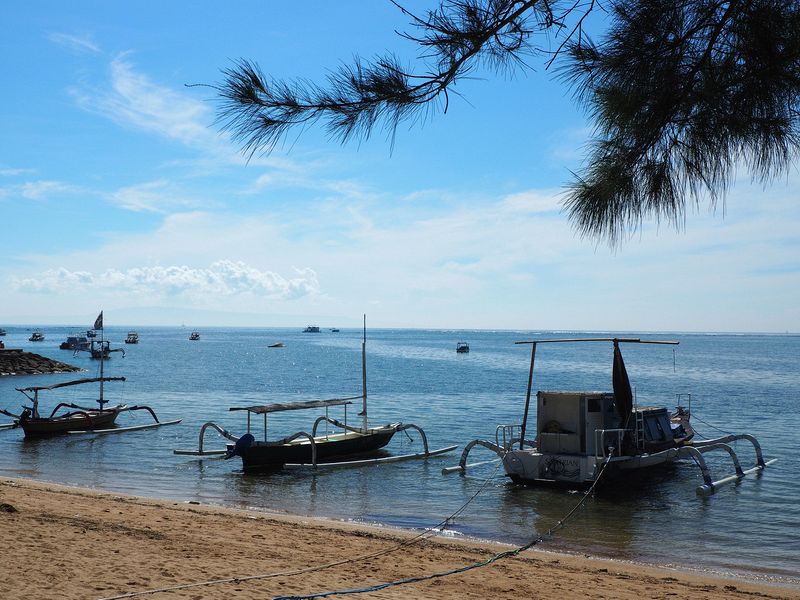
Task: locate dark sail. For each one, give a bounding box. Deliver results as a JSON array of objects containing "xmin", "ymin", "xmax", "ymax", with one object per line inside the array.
[{"xmin": 612, "ymin": 341, "xmax": 633, "ymax": 423}]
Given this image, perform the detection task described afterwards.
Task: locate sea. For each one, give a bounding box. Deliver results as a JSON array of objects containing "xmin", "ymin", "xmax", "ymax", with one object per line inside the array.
[{"xmin": 0, "ymin": 326, "xmax": 798, "ymax": 587}]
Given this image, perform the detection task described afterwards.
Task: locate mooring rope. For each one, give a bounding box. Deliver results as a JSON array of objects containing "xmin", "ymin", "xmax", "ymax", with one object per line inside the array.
[
  {"xmin": 272, "ymin": 453, "xmax": 615, "ymax": 600},
  {"xmin": 99, "ymin": 457, "xmax": 505, "ymax": 600},
  {"xmin": 690, "ymin": 413, "xmax": 734, "ymax": 437}
]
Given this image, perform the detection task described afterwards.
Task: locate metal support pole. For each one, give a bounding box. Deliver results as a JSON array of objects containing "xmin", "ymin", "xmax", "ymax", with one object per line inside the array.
[{"xmin": 519, "ymin": 342, "xmax": 537, "ymax": 450}]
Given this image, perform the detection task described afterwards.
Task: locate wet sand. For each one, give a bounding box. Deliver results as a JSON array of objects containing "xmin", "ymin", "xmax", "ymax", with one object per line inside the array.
[{"xmin": 1, "ymin": 477, "xmax": 797, "ymax": 600}]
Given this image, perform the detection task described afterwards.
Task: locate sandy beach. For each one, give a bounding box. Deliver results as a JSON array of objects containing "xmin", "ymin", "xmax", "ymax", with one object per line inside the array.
[{"xmin": 0, "ymin": 477, "xmax": 797, "ymax": 600}]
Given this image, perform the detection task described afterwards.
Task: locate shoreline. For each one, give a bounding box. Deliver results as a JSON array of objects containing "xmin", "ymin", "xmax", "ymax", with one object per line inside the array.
[{"xmin": 1, "ymin": 477, "xmax": 798, "ymax": 600}]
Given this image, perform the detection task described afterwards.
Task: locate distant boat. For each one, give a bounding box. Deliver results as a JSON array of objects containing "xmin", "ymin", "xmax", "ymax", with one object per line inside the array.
[
  {"xmin": 0, "ymin": 328, "xmax": 6, "ymax": 336},
  {"xmin": 125, "ymin": 332, "xmax": 139, "ymax": 344},
  {"xmin": 59, "ymin": 335, "xmax": 90, "ymax": 351},
  {"xmin": 86, "ymin": 329, "xmax": 97, "ymax": 338},
  {"xmin": 330, "ymin": 328, "xmax": 340, "ymax": 332},
  {"xmin": 77, "ymin": 340, "xmax": 125, "ymax": 360},
  {"xmin": 29, "ymin": 331, "xmax": 45, "ymax": 342},
  {"xmin": 456, "ymin": 341, "xmax": 470, "ymax": 353},
  {"xmin": 189, "ymin": 331, "xmax": 200, "ymax": 341},
  {"xmin": 268, "ymin": 342, "xmax": 285, "ymax": 348},
  {"xmin": 302, "ymin": 326, "xmax": 320, "ymax": 333}
]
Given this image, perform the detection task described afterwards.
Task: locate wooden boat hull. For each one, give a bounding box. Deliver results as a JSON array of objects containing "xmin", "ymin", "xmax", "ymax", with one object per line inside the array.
[
  {"xmin": 20, "ymin": 407, "xmax": 123, "ymax": 437},
  {"xmin": 230, "ymin": 427, "xmax": 398, "ymax": 472}
]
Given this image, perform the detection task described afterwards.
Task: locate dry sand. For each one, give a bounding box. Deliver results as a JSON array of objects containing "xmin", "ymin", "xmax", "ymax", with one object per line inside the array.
[{"xmin": 0, "ymin": 477, "xmax": 797, "ymax": 600}]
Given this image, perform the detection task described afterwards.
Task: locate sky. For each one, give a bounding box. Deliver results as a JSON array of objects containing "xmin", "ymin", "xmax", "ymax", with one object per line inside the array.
[{"xmin": 2, "ymin": 1, "xmax": 798, "ymax": 332}]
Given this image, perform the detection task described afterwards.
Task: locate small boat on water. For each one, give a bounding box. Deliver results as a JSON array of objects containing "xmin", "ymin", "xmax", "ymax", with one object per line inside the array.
[
  {"xmin": 330, "ymin": 328, "xmax": 340, "ymax": 332},
  {"xmin": 302, "ymin": 325, "xmax": 320, "ymax": 333},
  {"xmin": 0, "ymin": 328, "xmax": 6, "ymax": 336},
  {"xmin": 86, "ymin": 329, "xmax": 97, "ymax": 338},
  {"xmin": 29, "ymin": 331, "xmax": 45, "ymax": 342},
  {"xmin": 445, "ymin": 338, "xmax": 776, "ymax": 496},
  {"xmin": 268, "ymin": 342, "xmax": 285, "ymax": 348},
  {"xmin": 456, "ymin": 341, "xmax": 470, "ymax": 353},
  {"xmin": 60, "ymin": 335, "xmax": 90, "ymax": 351},
  {"xmin": 125, "ymin": 331, "xmax": 139, "ymax": 344},
  {"xmin": 189, "ymin": 331, "xmax": 200, "ymax": 341},
  {"xmin": 75, "ymin": 339, "xmax": 125, "ymax": 360},
  {"xmin": 176, "ymin": 316, "xmax": 457, "ymax": 472}
]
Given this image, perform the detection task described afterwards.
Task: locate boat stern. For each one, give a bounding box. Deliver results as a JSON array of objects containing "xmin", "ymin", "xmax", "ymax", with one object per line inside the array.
[{"xmin": 503, "ymin": 448, "xmax": 599, "ymax": 485}]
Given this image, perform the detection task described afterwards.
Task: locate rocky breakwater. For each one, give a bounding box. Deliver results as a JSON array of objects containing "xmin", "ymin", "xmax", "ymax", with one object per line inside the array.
[{"xmin": 0, "ymin": 348, "xmax": 82, "ymax": 376}]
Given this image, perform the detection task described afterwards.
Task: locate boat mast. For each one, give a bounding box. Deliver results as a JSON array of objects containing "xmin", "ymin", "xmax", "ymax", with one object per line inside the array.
[
  {"xmin": 361, "ymin": 314, "xmax": 368, "ymax": 431},
  {"xmin": 98, "ymin": 311, "xmax": 105, "ymax": 410}
]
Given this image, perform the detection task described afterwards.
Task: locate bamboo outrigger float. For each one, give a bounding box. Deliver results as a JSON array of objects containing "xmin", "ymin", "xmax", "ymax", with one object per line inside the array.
[
  {"xmin": 443, "ymin": 338, "xmax": 776, "ymax": 496},
  {"xmin": 175, "ymin": 316, "xmax": 456, "ymax": 472}
]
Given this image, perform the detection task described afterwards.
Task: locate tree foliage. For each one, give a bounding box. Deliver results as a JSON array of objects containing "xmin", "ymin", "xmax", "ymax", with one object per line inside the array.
[{"xmin": 214, "ymin": 0, "xmax": 800, "ymax": 244}]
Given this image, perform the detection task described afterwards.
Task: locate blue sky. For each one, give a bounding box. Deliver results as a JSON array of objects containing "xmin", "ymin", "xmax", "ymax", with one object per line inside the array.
[{"xmin": 2, "ymin": 1, "xmax": 798, "ymax": 332}]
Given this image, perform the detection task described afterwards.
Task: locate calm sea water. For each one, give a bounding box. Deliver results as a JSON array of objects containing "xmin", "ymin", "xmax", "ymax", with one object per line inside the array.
[{"xmin": 0, "ymin": 326, "xmax": 798, "ymax": 586}]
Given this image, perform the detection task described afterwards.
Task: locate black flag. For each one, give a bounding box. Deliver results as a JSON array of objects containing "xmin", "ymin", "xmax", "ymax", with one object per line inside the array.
[
  {"xmin": 612, "ymin": 341, "xmax": 633, "ymax": 423},
  {"xmin": 94, "ymin": 311, "xmax": 103, "ymax": 330}
]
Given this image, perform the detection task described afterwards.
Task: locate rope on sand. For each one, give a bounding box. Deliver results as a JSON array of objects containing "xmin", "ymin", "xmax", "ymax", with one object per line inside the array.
[
  {"xmin": 98, "ymin": 459, "xmax": 504, "ymax": 600},
  {"xmin": 273, "ymin": 454, "xmax": 615, "ymax": 600},
  {"xmin": 101, "ymin": 453, "xmax": 612, "ymax": 600}
]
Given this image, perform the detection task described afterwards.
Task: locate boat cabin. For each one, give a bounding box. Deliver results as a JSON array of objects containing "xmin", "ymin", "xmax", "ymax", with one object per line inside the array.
[{"xmin": 536, "ymin": 391, "xmax": 683, "ymax": 462}]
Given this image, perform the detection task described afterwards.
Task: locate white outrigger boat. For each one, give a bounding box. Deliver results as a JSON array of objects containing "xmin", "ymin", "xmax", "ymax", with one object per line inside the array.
[
  {"xmin": 444, "ymin": 338, "xmax": 776, "ymax": 496},
  {"xmin": 175, "ymin": 317, "xmax": 456, "ymax": 472}
]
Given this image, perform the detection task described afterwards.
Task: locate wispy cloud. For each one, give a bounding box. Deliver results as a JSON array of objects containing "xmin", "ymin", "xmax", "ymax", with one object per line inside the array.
[
  {"xmin": 108, "ymin": 180, "xmax": 209, "ymax": 213},
  {"xmin": 48, "ymin": 32, "xmax": 101, "ymax": 54},
  {"xmin": 11, "ymin": 261, "xmax": 319, "ymax": 300},
  {"xmin": 0, "ymin": 167, "xmax": 35, "ymax": 177},
  {"xmin": 0, "ymin": 180, "xmax": 77, "ymax": 200},
  {"xmin": 72, "ymin": 55, "xmax": 216, "ymax": 148}
]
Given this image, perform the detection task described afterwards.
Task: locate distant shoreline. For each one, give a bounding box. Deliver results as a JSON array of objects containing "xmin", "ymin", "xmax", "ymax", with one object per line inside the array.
[{"xmin": 1, "ymin": 476, "xmax": 797, "ymax": 599}]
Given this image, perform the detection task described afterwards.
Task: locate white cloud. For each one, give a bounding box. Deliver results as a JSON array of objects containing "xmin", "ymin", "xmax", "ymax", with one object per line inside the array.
[
  {"xmin": 48, "ymin": 32, "xmax": 101, "ymax": 54},
  {"xmin": 108, "ymin": 180, "xmax": 209, "ymax": 213},
  {"xmin": 0, "ymin": 167, "xmax": 34, "ymax": 177},
  {"xmin": 72, "ymin": 55, "xmax": 216, "ymax": 148},
  {"xmin": 0, "ymin": 180, "xmax": 77, "ymax": 200},
  {"xmin": 11, "ymin": 261, "xmax": 319, "ymax": 301}
]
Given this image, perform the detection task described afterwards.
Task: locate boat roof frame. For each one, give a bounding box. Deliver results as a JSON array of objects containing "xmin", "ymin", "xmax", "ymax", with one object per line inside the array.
[
  {"xmin": 230, "ymin": 396, "xmax": 360, "ymax": 415},
  {"xmin": 16, "ymin": 376, "xmax": 126, "ymax": 393},
  {"xmin": 514, "ymin": 337, "xmax": 679, "ymax": 346}
]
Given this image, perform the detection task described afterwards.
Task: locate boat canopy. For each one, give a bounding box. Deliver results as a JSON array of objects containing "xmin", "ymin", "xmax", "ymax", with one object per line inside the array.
[
  {"xmin": 230, "ymin": 396, "xmax": 360, "ymax": 414},
  {"xmin": 16, "ymin": 377, "xmax": 126, "ymax": 393}
]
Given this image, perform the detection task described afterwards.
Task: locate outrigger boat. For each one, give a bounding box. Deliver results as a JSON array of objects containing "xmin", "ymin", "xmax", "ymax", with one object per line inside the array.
[
  {"xmin": 77, "ymin": 339, "xmax": 125, "ymax": 360},
  {"xmin": 0, "ymin": 368, "xmax": 180, "ymax": 437},
  {"xmin": 175, "ymin": 317, "xmax": 457, "ymax": 472},
  {"xmin": 0, "ymin": 378, "xmax": 178, "ymax": 436},
  {"xmin": 0, "ymin": 310, "xmax": 180, "ymax": 437},
  {"xmin": 444, "ymin": 338, "xmax": 776, "ymax": 496}
]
